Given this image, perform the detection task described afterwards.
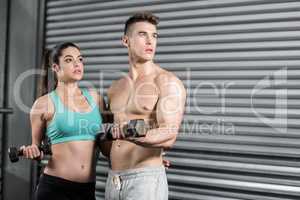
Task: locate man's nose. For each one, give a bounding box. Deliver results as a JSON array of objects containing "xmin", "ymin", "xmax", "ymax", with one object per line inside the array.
[{"xmin": 146, "ymin": 35, "xmax": 152, "ymax": 44}]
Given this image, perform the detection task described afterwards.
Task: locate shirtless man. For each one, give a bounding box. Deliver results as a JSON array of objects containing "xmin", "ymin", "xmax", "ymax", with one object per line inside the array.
[{"xmin": 105, "ymin": 12, "xmax": 186, "ymax": 200}]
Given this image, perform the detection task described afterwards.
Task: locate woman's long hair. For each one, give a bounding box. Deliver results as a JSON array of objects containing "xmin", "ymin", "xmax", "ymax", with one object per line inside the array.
[{"xmin": 37, "ymin": 42, "xmax": 80, "ymax": 97}]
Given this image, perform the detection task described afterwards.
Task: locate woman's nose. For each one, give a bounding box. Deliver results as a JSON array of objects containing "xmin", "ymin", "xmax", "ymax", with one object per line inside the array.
[{"xmin": 73, "ymin": 60, "xmax": 80, "ymax": 67}]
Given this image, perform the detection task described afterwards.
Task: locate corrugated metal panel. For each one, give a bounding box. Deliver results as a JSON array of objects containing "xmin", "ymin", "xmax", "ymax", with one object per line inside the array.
[{"xmin": 45, "ymin": 0, "xmax": 300, "ymax": 199}]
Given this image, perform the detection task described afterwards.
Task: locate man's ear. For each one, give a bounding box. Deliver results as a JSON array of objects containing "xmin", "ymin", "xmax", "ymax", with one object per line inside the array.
[{"xmin": 122, "ymin": 35, "xmax": 129, "ymax": 48}]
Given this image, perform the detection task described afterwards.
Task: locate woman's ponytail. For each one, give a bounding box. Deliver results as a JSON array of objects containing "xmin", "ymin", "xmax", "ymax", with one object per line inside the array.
[
  {"xmin": 37, "ymin": 49, "xmax": 58, "ymax": 97},
  {"xmin": 37, "ymin": 42, "xmax": 80, "ymax": 97}
]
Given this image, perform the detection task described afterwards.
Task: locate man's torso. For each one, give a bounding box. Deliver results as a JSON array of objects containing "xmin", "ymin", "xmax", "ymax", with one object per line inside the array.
[{"xmin": 108, "ymin": 69, "xmax": 167, "ymax": 170}]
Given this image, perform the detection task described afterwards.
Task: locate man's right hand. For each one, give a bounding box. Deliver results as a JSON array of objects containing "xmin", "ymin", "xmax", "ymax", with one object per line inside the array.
[
  {"xmin": 98, "ymin": 120, "xmax": 148, "ymax": 141},
  {"xmin": 111, "ymin": 124, "xmax": 126, "ymax": 139}
]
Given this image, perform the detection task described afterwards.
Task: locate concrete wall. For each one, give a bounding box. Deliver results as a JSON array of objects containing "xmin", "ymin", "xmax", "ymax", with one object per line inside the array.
[{"xmin": 1, "ymin": 0, "xmax": 44, "ymax": 199}]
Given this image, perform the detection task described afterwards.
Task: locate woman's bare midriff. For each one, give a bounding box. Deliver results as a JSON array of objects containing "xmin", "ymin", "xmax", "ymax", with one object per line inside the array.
[{"xmin": 43, "ymin": 140, "xmax": 97, "ymax": 183}]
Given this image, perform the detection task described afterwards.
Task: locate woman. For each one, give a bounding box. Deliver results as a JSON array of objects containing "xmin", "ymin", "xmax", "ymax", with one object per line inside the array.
[{"xmin": 22, "ymin": 42, "xmax": 109, "ymax": 200}]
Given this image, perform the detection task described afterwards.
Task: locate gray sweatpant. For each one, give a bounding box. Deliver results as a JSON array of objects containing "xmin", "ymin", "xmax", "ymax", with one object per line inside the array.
[{"xmin": 105, "ymin": 165, "xmax": 168, "ymax": 200}]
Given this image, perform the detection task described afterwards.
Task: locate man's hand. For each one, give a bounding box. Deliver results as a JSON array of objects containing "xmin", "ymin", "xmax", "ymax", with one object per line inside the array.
[
  {"xmin": 109, "ymin": 120, "xmax": 148, "ymax": 140},
  {"xmin": 111, "ymin": 124, "xmax": 126, "ymax": 140},
  {"xmin": 125, "ymin": 135, "xmax": 147, "ymax": 145}
]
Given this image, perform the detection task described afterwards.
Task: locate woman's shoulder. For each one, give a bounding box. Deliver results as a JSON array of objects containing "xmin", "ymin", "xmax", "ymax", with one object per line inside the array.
[
  {"xmin": 85, "ymin": 88, "xmax": 105, "ymax": 110},
  {"xmin": 31, "ymin": 93, "xmax": 54, "ymax": 115},
  {"xmin": 34, "ymin": 93, "xmax": 50, "ymax": 106},
  {"xmin": 86, "ymin": 88, "xmax": 105, "ymax": 105},
  {"xmin": 86, "ymin": 88, "xmax": 102, "ymax": 99}
]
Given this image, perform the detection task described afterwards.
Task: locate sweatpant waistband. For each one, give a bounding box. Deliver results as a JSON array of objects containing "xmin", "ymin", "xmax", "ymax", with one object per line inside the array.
[{"xmin": 108, "ymin": 165, "xmax": 166, "ymax": 180}]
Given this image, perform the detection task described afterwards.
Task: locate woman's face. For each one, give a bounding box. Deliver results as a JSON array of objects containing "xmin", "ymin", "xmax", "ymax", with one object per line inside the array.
[{"xmin": 54, "ymin": 46, "xmax": 84, "ymax": 82}]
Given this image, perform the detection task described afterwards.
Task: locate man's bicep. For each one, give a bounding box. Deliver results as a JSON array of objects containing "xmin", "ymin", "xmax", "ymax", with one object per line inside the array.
[{"xmin": 156, "ymin": 79, "xmax": 186, "ymax": 130}]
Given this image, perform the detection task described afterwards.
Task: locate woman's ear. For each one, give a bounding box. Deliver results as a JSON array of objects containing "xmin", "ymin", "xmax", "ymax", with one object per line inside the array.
[
  {"xmin": 52, "ymin": 63, "xmax": 60, "ymax": 72},
  {"xmin": 122, "ymin": 35, "xmax": 129, "ymax": 48}
]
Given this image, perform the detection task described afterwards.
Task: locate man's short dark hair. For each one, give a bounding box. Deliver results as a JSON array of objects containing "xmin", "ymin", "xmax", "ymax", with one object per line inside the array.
[{"xmin": 124, "ymin": 11, "xmax": 159, "ymax": 35}]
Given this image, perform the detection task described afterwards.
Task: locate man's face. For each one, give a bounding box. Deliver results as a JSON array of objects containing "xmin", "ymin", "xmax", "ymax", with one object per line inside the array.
[{"xmin": 125, "ymin": 22, "xmax": 158, "ymax": 62}]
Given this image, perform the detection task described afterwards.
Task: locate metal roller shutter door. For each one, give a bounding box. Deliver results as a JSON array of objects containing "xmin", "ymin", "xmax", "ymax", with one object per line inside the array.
[{"xmin": 45, "ymin": 1, "xmax": 300, "ymax": 199}]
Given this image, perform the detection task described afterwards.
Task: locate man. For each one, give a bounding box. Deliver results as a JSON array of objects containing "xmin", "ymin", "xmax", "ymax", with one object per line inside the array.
[{"xmin": 105, "ymin": 11, "xmax": 186, "ymax": 200}]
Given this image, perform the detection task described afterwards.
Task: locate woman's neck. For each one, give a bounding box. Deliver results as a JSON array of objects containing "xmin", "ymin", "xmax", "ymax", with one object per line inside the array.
[{"xmin": 56, "ymin": 81, "xmax": 81, "ymax": 97}]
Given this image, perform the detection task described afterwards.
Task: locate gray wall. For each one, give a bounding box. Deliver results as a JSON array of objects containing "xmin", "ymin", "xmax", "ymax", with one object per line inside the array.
[
  {"xmin": 45, "ymin": 1, "xmax": 300, "ymax": 200},
  {"xmin": 0, "ymin": 0, "xmax": 8, "ymax": 198},
  {"xmin": 1, "ymin": 0, "xmax": 44, "ymax": 200}
]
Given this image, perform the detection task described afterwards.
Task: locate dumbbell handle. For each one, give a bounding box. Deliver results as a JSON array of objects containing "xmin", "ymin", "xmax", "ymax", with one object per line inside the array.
[
  {"xmin": 97, "ymin": 119, "xmax": 148, "ymax": 141},
  {"xmin": 8, "ymin": 144, "xmax": 51, "ymax": 163},
  {"xmin": 20, "ymin": 144, "xmax": 51, "ymax": 156}
]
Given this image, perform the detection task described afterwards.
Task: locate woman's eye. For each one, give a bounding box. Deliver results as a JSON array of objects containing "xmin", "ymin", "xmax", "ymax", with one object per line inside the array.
[
  {"xmin": 65, "ymin": 58, "xmax": 72, "ymax": 63},
  {"xmin": 78, "ymin": 57, "xmax": 84, "ymax": 63}
]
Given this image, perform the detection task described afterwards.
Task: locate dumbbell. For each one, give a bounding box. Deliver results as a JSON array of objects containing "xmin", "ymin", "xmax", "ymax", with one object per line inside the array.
[
  {"xmin": 8, "ymin": 143, "xmax": 52, "ymax": 163},
  {"xmin": 97, "ymin": 119, "xmax": 148, "ymax": 141}
]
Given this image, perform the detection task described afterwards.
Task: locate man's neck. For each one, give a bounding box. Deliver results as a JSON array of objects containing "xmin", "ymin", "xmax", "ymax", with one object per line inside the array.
[{"xmin": 128, "ymin": 60, "xmax": 156, "ymax": 81}]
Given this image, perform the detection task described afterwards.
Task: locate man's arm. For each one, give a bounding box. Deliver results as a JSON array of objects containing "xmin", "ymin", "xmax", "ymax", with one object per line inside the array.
[{"xmin": 128, "ymin": 74, "xmax": 186, "ymax": 149}]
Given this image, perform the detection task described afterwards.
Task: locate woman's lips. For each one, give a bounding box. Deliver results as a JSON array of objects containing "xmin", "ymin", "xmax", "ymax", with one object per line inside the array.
[{"xmin": 73, "ymin": 70, "xmax": 82, "ymax": 74}]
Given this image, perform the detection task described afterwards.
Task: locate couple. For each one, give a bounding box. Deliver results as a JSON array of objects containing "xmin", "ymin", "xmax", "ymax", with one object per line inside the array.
[{"xmin": 22, "ymin": 12, "xmax": 186, "ymax": 200}]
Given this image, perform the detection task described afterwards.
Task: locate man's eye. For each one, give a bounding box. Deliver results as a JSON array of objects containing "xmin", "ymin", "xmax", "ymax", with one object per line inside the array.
[
  {"xmin": 153, "ymin": 34, "xmax": 158, "ymax": 38},
  {"xmin": 65, "ymin": 58, "xmax": 72, "ymax": 63},
  {"xmin": 78, "ymin": 57, "xmax": 84, "ymax": 63}
]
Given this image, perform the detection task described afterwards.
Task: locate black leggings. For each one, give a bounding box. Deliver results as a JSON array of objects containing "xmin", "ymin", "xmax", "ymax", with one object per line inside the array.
[{"xmin": 34, "ymin": 174, "xmax": 96, "ymax": 200}]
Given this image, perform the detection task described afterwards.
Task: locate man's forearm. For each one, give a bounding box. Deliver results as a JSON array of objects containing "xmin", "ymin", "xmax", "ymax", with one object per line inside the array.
[{"xmin": 129, "ymin": 126, "xmax": 178, "ymax": 149}]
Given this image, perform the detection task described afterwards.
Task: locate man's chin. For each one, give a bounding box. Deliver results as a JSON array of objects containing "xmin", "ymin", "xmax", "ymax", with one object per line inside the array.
[{"xmin": 139, "ymin": 56, "xmax": 154, "ymax": 63}]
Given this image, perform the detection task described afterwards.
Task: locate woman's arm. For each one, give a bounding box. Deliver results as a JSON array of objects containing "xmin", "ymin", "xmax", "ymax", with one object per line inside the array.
[
  {"xmin": 89, "ymin": 89, "xmax": 112, "ymax": 159},
  {"xmin": 98, "ymin": 94, "xmax": 112, "ymax": 158},
  {"xmin": 22, "ymin": 96, "xmax": 48, "ymax": 159}
]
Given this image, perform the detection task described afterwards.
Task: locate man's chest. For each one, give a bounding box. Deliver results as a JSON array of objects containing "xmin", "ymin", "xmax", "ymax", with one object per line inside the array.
[{"xmin": 110, "ymin": 80, "xmax": 159, "ymax": 115}]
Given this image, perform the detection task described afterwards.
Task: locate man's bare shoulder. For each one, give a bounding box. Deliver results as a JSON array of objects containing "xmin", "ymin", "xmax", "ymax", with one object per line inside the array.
[
  {"xmin": 107, "ymin": 76, "xmax": 129, "ymax": 96},
  {"xmin": 155, "ymin": 69, "xmax": 184, "ymax": 89}
]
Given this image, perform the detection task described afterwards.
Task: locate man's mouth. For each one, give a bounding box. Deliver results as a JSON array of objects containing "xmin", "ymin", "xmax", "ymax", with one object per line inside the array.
[{"xmin": 145, "ymin": 48, "xmax": 153, "ymax": 53}]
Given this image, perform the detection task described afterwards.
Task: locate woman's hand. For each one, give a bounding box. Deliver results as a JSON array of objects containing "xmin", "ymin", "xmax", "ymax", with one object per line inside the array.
[
  {"xmin": 163, "ymin": 159, "xmax": 170, "ymax": 169},
  {"xmin": 162, "ymin": 152, "xmax": 170, "ymax": 169},
  {"xmin": 20, "ymin": 144, "xmax": 43, "ymax": 160}
]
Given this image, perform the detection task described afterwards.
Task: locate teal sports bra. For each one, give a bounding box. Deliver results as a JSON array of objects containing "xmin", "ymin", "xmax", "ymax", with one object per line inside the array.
[{"xmin": 46, "ymin": 88, "xmax": 102, "ymax": 144}]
